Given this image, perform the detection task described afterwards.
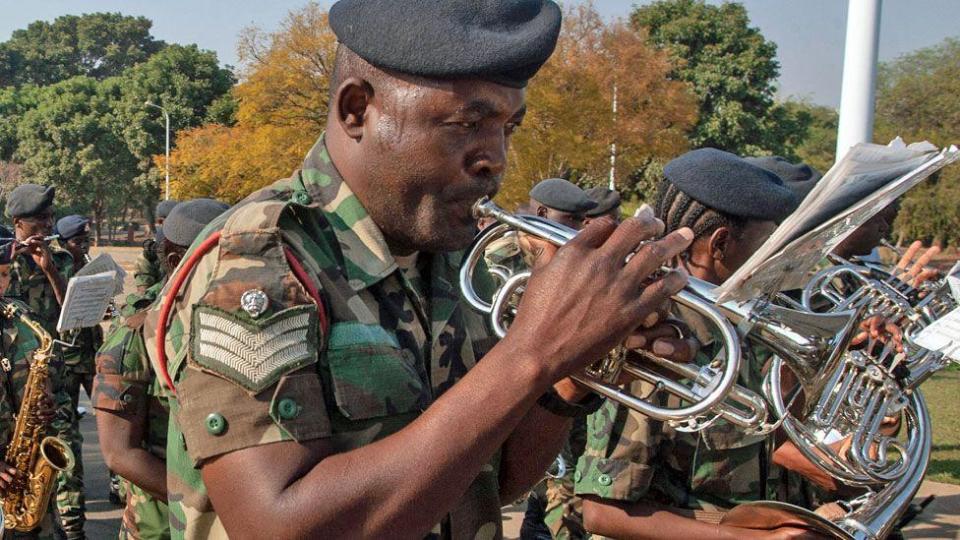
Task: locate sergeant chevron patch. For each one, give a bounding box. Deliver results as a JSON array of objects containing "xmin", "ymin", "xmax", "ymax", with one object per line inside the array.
[{"xmin": 191, "ymin": 304, "xmax": 319, "ymax": 393}]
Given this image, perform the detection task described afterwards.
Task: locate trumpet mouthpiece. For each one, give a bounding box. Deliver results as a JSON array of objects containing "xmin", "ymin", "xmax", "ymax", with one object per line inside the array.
[{"xmin": 473, "ymin": 197, "xmax": 495, "ymax": 219}]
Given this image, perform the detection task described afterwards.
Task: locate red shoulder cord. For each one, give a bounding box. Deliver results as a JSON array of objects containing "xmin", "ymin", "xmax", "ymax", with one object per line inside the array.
[{"xmin": 155, "ymin": 232, "xmax": 329, "ymax": 395}]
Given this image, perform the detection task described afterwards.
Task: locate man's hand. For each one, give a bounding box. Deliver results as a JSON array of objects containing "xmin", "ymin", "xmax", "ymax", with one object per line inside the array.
[
  {"xmin": 0, "ymin": 460, "xmax": 17, "ymax": 494},
  {"xmin": 850, "ymin": 315, "xmax": 904, "ymax": 353},
  {"xmin": 21, "ymin": 235, "xmax": 56, "ymax": 274},
  {"xmin": 894, "ymin": 240, "xmax": 940, "ymax": 289},
  {"xmin": 506, "ymin": 210, "xmax": 694, "ymax": 384}
]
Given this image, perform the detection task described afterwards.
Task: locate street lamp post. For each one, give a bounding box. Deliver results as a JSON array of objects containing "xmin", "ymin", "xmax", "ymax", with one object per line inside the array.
[{"xmin": 145, "ymin": 101, "xmax": 171, "ymax": 200}]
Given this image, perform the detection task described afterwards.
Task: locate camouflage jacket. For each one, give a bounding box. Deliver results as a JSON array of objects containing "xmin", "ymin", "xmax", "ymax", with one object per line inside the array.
[
  {"xmin": 134, "ymin": 240, "xmax": 163, "ymax": 293},
  {"xmin": 143, "ymin": 136, "xmax": 500, "ymax": 540},
  {"xmin": 6, "ymin": 248, "xmax": 74, "ymax": 336},
  {"xmin": 574, "ymin": 306, "xmax": 779, "ymax": 515},
  {"xmin": 93, "ymin": 282, "xmax": 170, "ymax": 539},
  {"xmin": 0, "ymin": 305, "xmax": 42, "ymax": 452}
]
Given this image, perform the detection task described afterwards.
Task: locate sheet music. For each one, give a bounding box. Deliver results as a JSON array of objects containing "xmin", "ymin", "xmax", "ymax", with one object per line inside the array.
[
  {"xmin": 75, "ymin": 252, "xmax": 126, "ymax": 294},
  {"xmin": 715, "ymin": 141, "xmax": 960, "ymax": 303},
  {"xmin": 913, "ymin": 306, "xmax": 960, "ymax": 362},
  {"xmin": 56, "ymin": 271, "xmax": 117, "ymax": 332}
]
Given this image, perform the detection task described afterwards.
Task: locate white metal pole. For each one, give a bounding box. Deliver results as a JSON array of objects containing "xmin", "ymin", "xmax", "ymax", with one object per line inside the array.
[
  {"xmin": 609, "ymin": 83, "xmax": 618, "ymax": 190},
  {"xmin": 164, "ymin": 110, "xmax": 170, "ymax": 200},
  {"xmin": 835, "ymin": 0, "xmax": 883, "ymax": 161}
]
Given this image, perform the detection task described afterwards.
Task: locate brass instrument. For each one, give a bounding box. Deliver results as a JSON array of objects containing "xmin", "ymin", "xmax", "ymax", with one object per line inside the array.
[
  {"xmin": 461, "ymin": 199, "xmax": 860, "ymax": 434},
  {"xmin": 773, "ymin": 256, "xmax": 955, "ymax": 487},
  {"xmin": 0, "ymin": 300, "xmax": 75, "ymax": 533}
]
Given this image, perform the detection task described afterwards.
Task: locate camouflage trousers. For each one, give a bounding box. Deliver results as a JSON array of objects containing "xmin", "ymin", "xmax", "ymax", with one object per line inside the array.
[
  {"xmin": 119, "ymin": 480, "xmax": 171, "ymax": 540},
  {"xmin": 53, "ymin": 368, "xmax": 90, "ymax": 539}
]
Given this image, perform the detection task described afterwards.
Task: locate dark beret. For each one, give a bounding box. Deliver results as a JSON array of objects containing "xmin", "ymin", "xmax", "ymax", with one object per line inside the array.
[
  {"xmin": 530, "ymin": 178, "xmax": 597, "ymax": 214},
  {"xmin": 5, "ymin": 184, "xmax": 55, "ymax": 218},
  {"xmin": 56, "ymin": 215, "xmax": 90, "ymax": 240},
  {"xmin": 744, "ymin": 156, "xmax": 823, "ymax": 202},
  {"xmin": 162, "ymin": 199, "xmax": 229, "ymax": 247},
  {"xmin": 156, "ymin": 199, "xmax": 179, "ymax": 220},
  {"xmin": 664, "ymin": 148, "xmax": 798, "ymax": 222},
  {"xmin": 329, "ymin": 0, "xmax": 562, "ymax": 88},
  {"xmin": 584, "ymin": 187, "xmax": 622, "ymax": 217}
]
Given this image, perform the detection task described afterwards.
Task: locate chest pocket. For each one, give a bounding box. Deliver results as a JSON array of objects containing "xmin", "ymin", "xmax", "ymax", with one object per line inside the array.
[{"xmin": 322, "ymin": 322, "xmax": 428, "ymax": 421}]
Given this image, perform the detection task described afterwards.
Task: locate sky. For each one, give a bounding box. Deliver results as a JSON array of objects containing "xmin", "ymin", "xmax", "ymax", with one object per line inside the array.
[{"xmin": 0, "ymin": 0, "xmax": 956, "ymax": 108}]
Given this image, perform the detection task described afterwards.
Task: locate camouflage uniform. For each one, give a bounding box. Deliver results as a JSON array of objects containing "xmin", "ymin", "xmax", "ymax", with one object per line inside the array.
[
  {"xmin": 5, "ymin": 249, "xmax": 86, "ymax": 537},
  {"xmin": 143, "ymin": 135, "xmax": 500, "ymax": 540},
  {"xmin": 93, "ymin": 282, "xmax": 170, "ymax": 540},
  {"xmin": 570, "ymin": 307, "xmax": 781, "ymax": 535},
  {"xmin": 0, "ymin": 301, "xmax": 61, "ymax": 540},
  {"xmin": 133, "ymin": 239, "xmax": 163, "ymax": 294}
]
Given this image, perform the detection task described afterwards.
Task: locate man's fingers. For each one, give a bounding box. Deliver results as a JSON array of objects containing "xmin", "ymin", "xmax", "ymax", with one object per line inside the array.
[
  {"xmin": 896, "ymin": 241, "xmax": 923, "ymax": 270},
  {"xmin": 601, "ymin": 205, "xmax": 665, "ymax": 263},
  {"xmin": 650, "ymin": 337, "xmax": 699, "ymax": 364},
  {"xmin": 568, "ymin": 216, "xmax": 617, "ymax": 250},
  {"xmin": 632, "ymin": 268, "xmax": 688, "ymax": 319},
  {"xmin": 532, "ymin": 242, "xmax": 559, "ymax": 270},
  {"xmin": 909, "ymin": 245, "xmax": 940, "ymax": 277},
  {"xmin": 913, "ymin": 268, "xmax": 940, "ymax": 288},
  {"xmin": 624, "ymin": 228, "xmax": 694, "ymax": 284}
]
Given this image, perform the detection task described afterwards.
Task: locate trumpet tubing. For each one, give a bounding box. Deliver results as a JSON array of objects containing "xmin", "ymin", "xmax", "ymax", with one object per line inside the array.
[{"xmin": 462, "ymin": 198, "xmax": 828, "ymax": 434}]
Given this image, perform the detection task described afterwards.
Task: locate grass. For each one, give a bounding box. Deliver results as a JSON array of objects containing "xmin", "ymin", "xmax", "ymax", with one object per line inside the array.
[{"xmin": 921, "ymin": 370, "xmax": 960, "ymax": 485}]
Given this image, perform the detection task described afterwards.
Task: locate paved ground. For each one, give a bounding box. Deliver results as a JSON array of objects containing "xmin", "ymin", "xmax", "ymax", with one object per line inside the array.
[{"xmin": 76, "ymin": 247, "xmax": 960, "ymax": 539}]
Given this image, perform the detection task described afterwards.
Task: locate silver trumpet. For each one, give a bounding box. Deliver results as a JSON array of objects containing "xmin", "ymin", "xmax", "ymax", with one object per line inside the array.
[{"xmin": 461, "ymin": 199, "xmax": 859, "ymax": 435}]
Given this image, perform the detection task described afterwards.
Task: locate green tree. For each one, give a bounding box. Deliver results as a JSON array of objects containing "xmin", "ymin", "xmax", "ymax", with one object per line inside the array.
[
  {"xmin": 631, "ymin": 0, "xmax": 809, "ymax": 157},
  {"xmin": 14, "ymin": 76, "xmax": 138, "ymax": 241},
  {"xmin": 787, "ymin": 101, "xmax": 838, "ymax": 175},
  {"xmin": 0, "ymin": 13, "xmax": 165, "ymax": 87},
  {"xmin": 875, "ymin": 38, "xmax": 960, "ymax": 245}
]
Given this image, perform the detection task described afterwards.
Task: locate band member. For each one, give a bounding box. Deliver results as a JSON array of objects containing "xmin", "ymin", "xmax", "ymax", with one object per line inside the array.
[
  {"xmin": 583, "ymin": 187, "xmax": 622, "ymax": 225},
  {"xmin": 133, "ymin": 199, "xmax": 178, "ymax": 295},
  {"xmin": 570, "ymin": 149, "xmax": 812, "ymax": 540},
  {"xmin": 138, "ymin": 1, "xmax": 697, "ymax": 537},
  {"xmin": 4, "ymin": 184, "xmax": 85, "ymax": 537},
  {"xmin": 54, "ymin": 215, "xmax": 101, "ymax": 407},
  {"xmin": 93, "ymin": 199, "xmax": 228, "ymax": 540},
  {"xmin": 0, "ymin": 234, "xmax": 62, "ymax": 540}
]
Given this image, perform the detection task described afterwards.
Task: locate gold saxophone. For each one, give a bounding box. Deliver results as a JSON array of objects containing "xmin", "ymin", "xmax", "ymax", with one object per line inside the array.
[{"xmin": 0, "ymin": 300, "xmax": 75, "ymax": 533}]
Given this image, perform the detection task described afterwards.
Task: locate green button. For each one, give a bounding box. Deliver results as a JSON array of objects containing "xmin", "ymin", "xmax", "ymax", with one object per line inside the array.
[
  {"xmin": 292, "ymin": 192, "xmax": 311, "ymax": 205},
  {"xmin": 597, "ymin": 474, "xmax": 612, "ymax": 486},
  {"xmin": 205, "ymin": 413, "xmax": 227, "ymax": 436},
  {"xmin": 278, "ymin": 398, "xmax": 301, "ymax": 420},
  {"xmin": 574, "ymin": 470, "xmax": 582, "ymax": 482}
]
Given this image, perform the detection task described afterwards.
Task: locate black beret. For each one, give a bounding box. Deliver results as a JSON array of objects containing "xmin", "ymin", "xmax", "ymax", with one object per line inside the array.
[
  {"xmin": 5, "ymin": 184, "xmax": 55, "ymax": 218},
  {"xmin": 156, "ymin": 199, "xmax": 178, "ymax": 220},
  {"xmin": 329, "ymin": 0, "xmax": 562, "ymax": 88},
  {"xmin": 745, "ymin": 156, "xmax": 823, "ymax": 202},
  {"xmin": 530, "ymin": 178, "xmax": 597, "ymax": 214},
  {"xmin": 664, "ymin": 148, "xmax": 798, "ymax": 222},
  {"xmin": 162, "ymin": 199, "xmax": 229, "ymax": 247},
  {"xmin": 584, "ymin": 187, "xmax": 622, "ymax": 217},
  {"xmin": 56, "ymin": 215, "xmax": 90, "ymax": 240}
]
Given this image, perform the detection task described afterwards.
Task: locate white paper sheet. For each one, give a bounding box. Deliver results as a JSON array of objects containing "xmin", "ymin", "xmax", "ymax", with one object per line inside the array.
[
  {"xmin": 56, "ymin": 271, "xmax": 117, "ymax": 332},
  {"xmin": 913, "ymin": 306, "xmax": 960, "ymax": 362}
]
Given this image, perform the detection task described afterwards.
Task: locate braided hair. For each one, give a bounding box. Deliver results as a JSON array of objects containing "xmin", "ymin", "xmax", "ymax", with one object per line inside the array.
[{"xmin": 653, "ymin": 180, "xmax": 747, "ymax": 241}]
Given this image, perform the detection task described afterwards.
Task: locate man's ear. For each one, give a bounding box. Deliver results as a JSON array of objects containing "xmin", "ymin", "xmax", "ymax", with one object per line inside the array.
[
  {"xmin": 536, "ymin": 205, "xmax": 548, "ymax": 218},
  {"xmin": 333, "ymin": 77, "xmax": 374, "ymax": 141},
  {"xmin": 166, "ymin": 252, "xmax": 183, "ymax": 271},
  {"xmin": 708, "ymin": 227, "xmax": 731, "ymax": 261}
]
